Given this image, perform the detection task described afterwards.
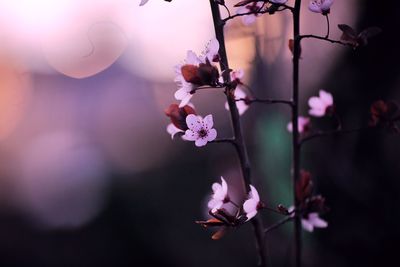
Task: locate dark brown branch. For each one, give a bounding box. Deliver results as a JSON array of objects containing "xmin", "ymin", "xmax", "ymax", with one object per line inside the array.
[
  {"xmin": 292, "ymin": 1, "xmax": 302, "ymax": 267},
  {"xmin": 209, "ymin": 1, "xmax": 268, "ymax": 266}
]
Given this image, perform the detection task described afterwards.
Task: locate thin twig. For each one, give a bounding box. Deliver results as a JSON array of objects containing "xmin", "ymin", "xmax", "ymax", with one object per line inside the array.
[
  {"xmin": 210, "ymin": 138, "xmax": 236, "ymax": 145},
  {"xmin": 299, "ymin": 34, "xmax": 351, "ymax": 47},
  {"xmin": 299, "ymin": 126, "xmax": 373, "ymax": 146},
  {"xmin": 221, "ymin": 3, "xmax": 293, "ymax": 24},
  {"xmin": 325, "ymin": 14, "xmax": 330, "ymax": 39},
  {"xmin": 264, "ymin": 216, "xmax": 293, "ymax": 235},
  {"xmin": 237, "ymin": 98, "xmax": 293, "ymax": 106}
]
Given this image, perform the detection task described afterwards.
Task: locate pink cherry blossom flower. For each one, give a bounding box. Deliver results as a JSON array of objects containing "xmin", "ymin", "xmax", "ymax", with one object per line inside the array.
[
  {"xmin": 308, "ymin": 90, "xmax": 334, "ymax": 117},
  {"xmin": 174, "ymin": 51, "xmax": 202, "ymax": 107},
  {"xmin": 230, "ymin": 69, "xmax": 245, "ymax": 83},
  {"xmin": 208, "ymin": 177, "xmax": 229, "ymax": 211},
  {"xmin": 243, "ymin": 185, "xmax": 261, "ymax": 221},
  {"xmin": 287, "ymin": 116, "xmax": 311, "ymax": 133},
  {"xmin": 236, "ymin": 1, "xmax": 264, "ymax": 26},
  {"xmin": 308, "ymin": 0, "xmax": 334, "ymax": 14},
  {"xmin": 301, "ymin": 213, "xmax": 328, "ymax": 232},
  {"xmin": 200, "ymin": 38, "xmax": 220, "ymax": 63},
  {"xmin": 174, "ymin": 40, "xmax": 220, "ymax": 107},
  {"xmin": 139, "ymin": 0, "xmax": 149, "ymax": 6},
  {"xmin": 184, "ymin": 114, "xmax": 217, "ymax": 147},
  {"xmin": 225, "ymin": 86, "xmax": 249, "ymax": 115}
]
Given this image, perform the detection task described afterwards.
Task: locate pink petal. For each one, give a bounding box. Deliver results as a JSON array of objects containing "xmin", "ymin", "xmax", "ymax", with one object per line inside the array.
[
  {"xmin": 184, "ymin": 129, "xmax": 198, "ymax": 141},
  {"xmin": 195, "ymin": 138, "xmax": 208, "ymax": 147},
  {"xmin": 206, "ymin": 129, "xmax": 217, "ymax": 142},
  {"xmin": 302, "ymin": 219, "xmax": 314, "ymax": 232},
  {"xmin": 309, "ymin": 213, "xmax": 328, "ymax": 228},
  {"xmin": 203, "ymin": 114, "xmax": 214, "ymax": 129},
  {"xmin": 321, "ymin": 0, "xmax": 334, "ymax": 11},
  {"xmin": 208, "ymin": 199, "xmax": 223, "ymax": 210},
  {"xmin": 166, "ymin": 124, "xmax": 183, "ymax": 139},
  {"xmin": 245, "ymin": 211, "xmax": 257, "ymax": 221},
  {"xmin": 220, "ymin": 177, "xmax": 228, "ymax": 195},
  {"xmin": 179, "ymin": 94, "xmax": 193, "ymax": 108},
  {"xmin": 186, "ymin": 50, "xmax": 200, "ymax": 65},
  {"xmin": 309, "ymin": 108, "xmax": 325, "ymax": 117},
  {"xmin": 287, "ymin": 122, "xmax": 293, "ymax": 132},
  {"xmin": 249, "ymin": 185, "xmax": 260, "ymax": 202},
  {"xmin": 308, "ymin": 97, "xmax": 325, "ymax": 110},
  {"xmin": 308, "ymin": 2, "xmax": 322, "ymax": 13},
  {"xmin": 174, "ymin": 87, "xmax": 187, "ymax": 100},
  {"xmin": 243, "ymin": 199, "xmax": 258, "ymax": 214},
  {"xmin": 186, "ymin": 114, "xmax": 202, "ymax": 131},
  {"xmin": 212, "ymin": 183, "xmax": 222, "ymax": 193},
  {"xmin": 319, "ymin": 90, "xmax": 333, "ymax": 106}
]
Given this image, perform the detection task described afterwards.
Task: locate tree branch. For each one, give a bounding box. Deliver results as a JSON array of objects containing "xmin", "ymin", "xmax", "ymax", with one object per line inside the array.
[{"xmin": 209, "ymin": 1, "xmax": 268, "ymax": 266}]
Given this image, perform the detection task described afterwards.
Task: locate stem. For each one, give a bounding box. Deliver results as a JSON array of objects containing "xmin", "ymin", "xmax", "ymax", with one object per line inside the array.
[
  {"xmin": 325, "ymin": 15, "xmax": 330, "ymax": 39},
  {"xmin": 292, "ymin": 1, "xmax": 302, "ymax": 267},
  {"xmin": 209, "ymin": 1, "xmax": 267, "ymax": 266},
  {"xmin": 236, "ymin": 98, "xmax": 293, "ymax": 106},
  {"xmin": 299, "ymin": 34, "xmax": 350, "ymax": 46},
  {"xmin": 300, "ymin": 127, "xmax": 373, "ymax": 146},
  {"xmin": 264, "ymin": 216, "xmax": 293, "ymax": 235}
]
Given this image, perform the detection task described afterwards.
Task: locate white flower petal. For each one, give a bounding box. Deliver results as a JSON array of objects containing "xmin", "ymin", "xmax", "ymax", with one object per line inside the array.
[
  {"xmin": 183, "ymin": 129, "xmax": 198, "ymax": 141},
  {"xmin": 186, "ymin": 114, "xmax": 202, "ymax": 132},
  {"xmin": 203, "ymin": 114, "xmax": 214, "ymax": 129},
  {"xmin": 308, "ymin": 2, "xmax": 322, "ymax": 13},
  {"xmin": 309, "ymin": 108, "xmax": 325, "ymax": 117},
  {"xmin": 186, "ymin": 50, "xmax": 201, "ymax": 65},
  {"xmin": 166, "ymin": 124, "xmax": 183, "ymax": 139},
  {"xmin": 208, "ymin": 199, "xmax": 223, "ymax": 210},
  {"xmin": 220, "ymin": 177, "xmax": 228, "ymax": 196},
  {"xmin": 245, "ymin": 211, "xmax": 258, "ymax": 221},
  {"xmin": 195, "ymin": 137, "xmax": 208, "ymax": 147},
  {"xmin": 287, "ymin": 122, "xmax": 293, "ymax": 132},
  {"xmin": 302, "ymin": 218, "xmax": 315, "ymax": 232},
  {"xmin": 319, "ymin": 90, "xmax": 333, "ymax": 106},
  {"xmin": 206, "ymin": 129, "xmax": 217, "ymax": 142},
  {"xmin": 212, "ymin": 183, "xmax": 222, "ymax": 193},
  {"xmin": 308, "ymin": 97, "xmax": 325, "ymax": 110},
  {"xmin": 249, "ymin": 185, "xmax": 260, "ymax": 202},
  {"xmin": 174, "ymin": 87, "xmax": 190, "ymax": 101},
  {"xmin": 321, "ymin": 0, "xmax": 334, "ymax": 11},
  {"xmin": 309, "ymin": 213, "xmax": 328, "ymax": 228},
  {"xmin": 179, "ymin": 94, "xmax": 193, "ymax": 108}
]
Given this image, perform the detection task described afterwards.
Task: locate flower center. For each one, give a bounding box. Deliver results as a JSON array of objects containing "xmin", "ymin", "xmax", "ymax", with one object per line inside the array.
[{"xmin": 198, "ymin": 128, "xmax": 208, "ymax": 138}]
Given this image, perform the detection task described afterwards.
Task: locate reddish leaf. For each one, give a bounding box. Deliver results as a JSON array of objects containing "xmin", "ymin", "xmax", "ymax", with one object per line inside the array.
[
  {"xmin": 181, "ymin": 64, "xmax": 202, "ymax": 85},
  {"xmin": 165, "ymin": 104, "xmax": 196, "ymax": 130}
]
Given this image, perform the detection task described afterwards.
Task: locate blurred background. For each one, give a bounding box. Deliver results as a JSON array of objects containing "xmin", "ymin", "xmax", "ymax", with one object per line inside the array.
[{"xmin": 0, "ymin": 0, "xmax": 398, "ymax": 266}]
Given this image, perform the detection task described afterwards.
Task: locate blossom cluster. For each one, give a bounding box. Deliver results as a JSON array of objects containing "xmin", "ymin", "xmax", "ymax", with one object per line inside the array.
[
  {"xmin": 287, "ymin": 90, "xmax": 334, "ymax": 134},
  {"xmin": 165, "ymin": 38, "xmax": 250, "ymax": 147},
  {"xmin": 196, "ymin": 177, "xmax": 265, "ymax": 239}
]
